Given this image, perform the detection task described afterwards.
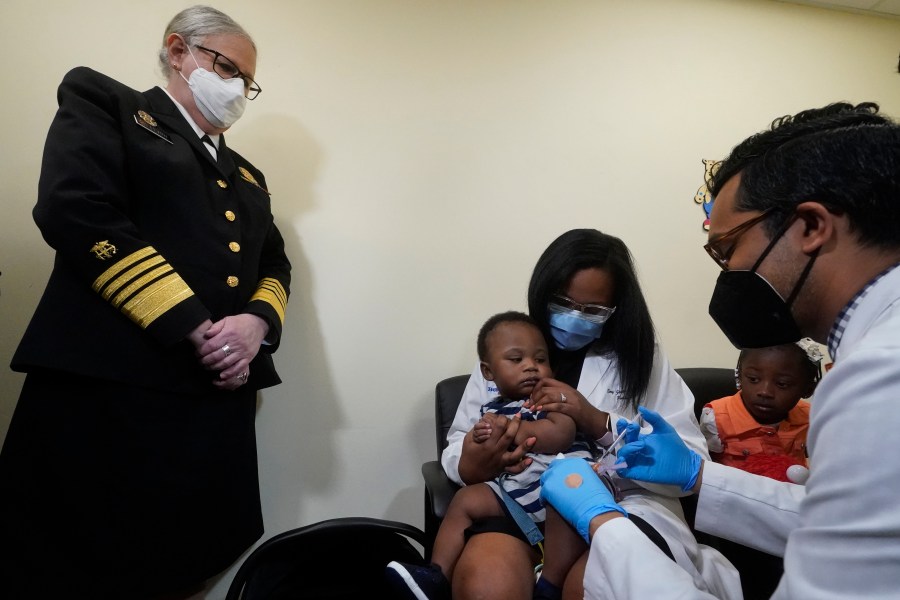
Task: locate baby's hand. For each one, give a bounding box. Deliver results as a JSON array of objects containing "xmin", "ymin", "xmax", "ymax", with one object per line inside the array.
[
  {"xmin": 473, "ymin": 418, "xmax": 492, "ymax": 443},
  {"xmin": 473, "ymin": 413, "xmax": 508, "ymax": 443}
]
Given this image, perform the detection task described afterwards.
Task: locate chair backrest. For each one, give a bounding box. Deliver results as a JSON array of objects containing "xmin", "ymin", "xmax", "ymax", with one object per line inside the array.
[
  {"xmin": 225, "ymin": 517, "xmax": 426, "ymax": 600},
  {"xmin": 674, "ymin": 367, "xmax": 736, "ymax": 418},
  {"xmin": 433, "ymin": 368, "xmax": 735, "ymax": 458},
  {"xmin": 434, "ymin": 374, "xmax": 470, "ymax": 458}
]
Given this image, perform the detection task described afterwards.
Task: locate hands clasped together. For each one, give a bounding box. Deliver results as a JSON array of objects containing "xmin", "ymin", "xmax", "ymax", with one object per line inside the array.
[{"xmin": 188, "ymin": 314, "xmax": 269, "ymax": 391}]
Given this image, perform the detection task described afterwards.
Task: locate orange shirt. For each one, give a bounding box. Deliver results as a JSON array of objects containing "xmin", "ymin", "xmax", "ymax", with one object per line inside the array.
[{"xmin": 705, "ymin": 392, "xmax": 809, "ymax": 468}]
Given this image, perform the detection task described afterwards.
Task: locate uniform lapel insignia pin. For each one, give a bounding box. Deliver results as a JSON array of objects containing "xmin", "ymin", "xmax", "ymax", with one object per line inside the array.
[
  {"xmin": 239, "ymin": 166, "xmax": 270, "ymax": 195},
  {"xmin": 90, "ymin": 240, "xmax": 117, "ymax": 260},
  {"xmin": 133, "ymin": 110, "xmax": 173, "ymax": 144},
  {"xmin": 138, "ymin": 110, "xmax": 157, "ymax": 127}
]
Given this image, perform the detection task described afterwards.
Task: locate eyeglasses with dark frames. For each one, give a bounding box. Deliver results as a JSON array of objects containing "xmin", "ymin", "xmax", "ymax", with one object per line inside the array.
[
  {"xmin": 551, "ymin": 294, "xmax": 616, "ymax": 321},
  {"xmin": 703, "ymin": 209, "xmax": 775, "ymax": 270},
  {"xmin": 195, "ymin": 45, "xmax": 262, "ymax": 100}
]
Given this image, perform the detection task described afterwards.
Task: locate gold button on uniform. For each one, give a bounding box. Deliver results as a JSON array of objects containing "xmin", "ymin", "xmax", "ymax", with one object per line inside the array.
[
  {"xmin": 225, "ymin": 210, "xmax": 236, "ymax": 221},
  {"xmin": 227, "ymin": 276, "xmax": 239, "ymax": 287},
  {"xmin": 217, "ymin": 180, "xmax": 228, "ymax": 188},
  {"xmin": 229, "ymin": 242, "xmax": 241, "ymax": 253}
]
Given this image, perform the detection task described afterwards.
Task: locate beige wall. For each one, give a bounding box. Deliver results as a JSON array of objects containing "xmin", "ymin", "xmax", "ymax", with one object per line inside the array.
[{"xmin": 1, "ymin": 0, "xmax": 898, "ymax": 596}]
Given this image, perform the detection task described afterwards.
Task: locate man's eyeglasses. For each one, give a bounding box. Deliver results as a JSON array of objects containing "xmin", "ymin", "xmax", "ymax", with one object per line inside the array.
[
  {"xmin": 195, "ymin": 45, "xmax": 262, "ymax": 100},
  {"xmin": 551, "ymin": 295, "xmax": 616, "ymax": 321},
  {"xmin": 704, "ymin": 209, "xmax": 774, "ymax": 270}
]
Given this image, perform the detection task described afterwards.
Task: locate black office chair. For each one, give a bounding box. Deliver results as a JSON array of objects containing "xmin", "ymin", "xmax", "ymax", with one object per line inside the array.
[
  {"xmin": 675, "ymin": 367, "xmax": 738, "ymax": 419},
  {"xmin": 225, "ymin": 516, "xmax": 427, "ymax": 600},
  {"xmin": 421, "ymin": 374, "xmax": 468, "ymax": 560}
]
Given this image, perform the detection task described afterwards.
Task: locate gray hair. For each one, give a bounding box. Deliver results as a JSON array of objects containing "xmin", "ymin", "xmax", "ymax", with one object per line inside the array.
[{"xmin": 158, "ymin": 5, "xmax": 256, "ymax": 77}]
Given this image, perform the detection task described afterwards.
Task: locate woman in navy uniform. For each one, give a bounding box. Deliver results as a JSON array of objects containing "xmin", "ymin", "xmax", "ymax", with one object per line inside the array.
[{"xmin": 0, "ymin": 6, "xmax": 291, "ymax": 598}]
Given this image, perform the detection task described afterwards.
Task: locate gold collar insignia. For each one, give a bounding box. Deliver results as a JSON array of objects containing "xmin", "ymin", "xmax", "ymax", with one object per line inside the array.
[
  {"xmin": 239, "ymin": 167, "xmax": 270, "ymax": 195},
  {"xmin": 133, "ymin": 110, "xmax": 173, "ymax": 144}
]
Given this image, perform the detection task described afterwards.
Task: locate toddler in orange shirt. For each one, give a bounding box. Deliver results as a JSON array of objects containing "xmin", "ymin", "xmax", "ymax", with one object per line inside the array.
[{"xmin": 700, "ymin": 339, "xmax": 823, "ymax": 482}]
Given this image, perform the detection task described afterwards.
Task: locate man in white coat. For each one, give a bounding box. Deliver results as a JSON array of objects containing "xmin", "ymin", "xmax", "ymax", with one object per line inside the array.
[{"xmin": 541, "ymin": 102, "xmax": 900, "ymax": 599}]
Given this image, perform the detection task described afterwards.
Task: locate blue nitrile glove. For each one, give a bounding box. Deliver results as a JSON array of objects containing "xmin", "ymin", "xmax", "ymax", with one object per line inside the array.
[
  {"xmin": 615, "ymin": 406, "xmax": 702, "ymax": 492},
  {"xmin": 540, "ymin": 457, "xmax": 627, "ymax": 543},
  {"xmin": 615, "ymin": 417, "xmax": 641, "ymax": 444}
]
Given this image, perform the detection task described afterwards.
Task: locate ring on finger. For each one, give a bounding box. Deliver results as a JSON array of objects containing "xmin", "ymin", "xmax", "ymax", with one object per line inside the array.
[
  {"xmin": 560, "ymin": 392, "xmax": 567, "ymax": 403},
  {"xmin": 222, "ymin": 344, "xmax": 232, "ymax": 357},
  {"xmin": 237, "ymin": 372, "xmax": 249, "ymax": 384}
]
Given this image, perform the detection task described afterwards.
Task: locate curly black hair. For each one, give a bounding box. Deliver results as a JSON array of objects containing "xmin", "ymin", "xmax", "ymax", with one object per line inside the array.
[{"xmin": 709, "ymin": 102, "xmax": 900, "ymax": 250}]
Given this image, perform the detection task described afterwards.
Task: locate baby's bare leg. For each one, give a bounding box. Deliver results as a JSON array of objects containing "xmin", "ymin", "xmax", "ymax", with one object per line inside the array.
[
  {"xmin": 540, "ymin": 505, "xmax": 588, "ymax": 589},
  {"xmin": 431, "ymin": 483, "xmax": 504, "ymax": 578}
]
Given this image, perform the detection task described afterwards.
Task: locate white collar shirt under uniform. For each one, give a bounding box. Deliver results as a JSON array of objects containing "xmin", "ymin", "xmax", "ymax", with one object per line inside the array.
[
  {"xmin": 583, "ymin": 265, "xmax": 900, "ymax": 599},
  {"xmin": 160, "ymin": 87, "xmax": 220, "ymax": 160}
]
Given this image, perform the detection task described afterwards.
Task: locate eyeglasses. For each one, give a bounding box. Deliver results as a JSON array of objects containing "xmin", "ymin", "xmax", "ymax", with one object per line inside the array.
[
  {"xmin": 195, "ymin": 45, "xmax": 262, "ymax": 100},
  {"xmin": 704, "ymin": 209, "xmax": 774, "ymax": 270},
  {"xmin": 551, "ymin": 294, "xmax": 616, "ymax": 321}
]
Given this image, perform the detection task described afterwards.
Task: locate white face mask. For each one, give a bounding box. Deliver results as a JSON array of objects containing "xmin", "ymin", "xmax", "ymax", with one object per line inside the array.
[{"xmin": 180, "ymin": 45, "xmax": 247, "ymax": 129}]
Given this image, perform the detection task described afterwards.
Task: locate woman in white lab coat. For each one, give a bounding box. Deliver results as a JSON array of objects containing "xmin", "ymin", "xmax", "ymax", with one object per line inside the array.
[{"xmin": 441, "ymin": 229, "xmax": 740, "ymax": 599}]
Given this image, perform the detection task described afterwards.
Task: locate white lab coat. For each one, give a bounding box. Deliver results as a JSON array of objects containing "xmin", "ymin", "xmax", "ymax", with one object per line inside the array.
[
  {"xmin": 441, "ymin": 342, "xmax": 742, "ymax": 598},
  {"xmin": 581, "ymin": 265, "xmax": 900, "ymax": 599}
]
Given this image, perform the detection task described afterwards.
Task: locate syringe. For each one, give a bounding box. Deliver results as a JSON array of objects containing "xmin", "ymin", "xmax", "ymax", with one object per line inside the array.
[{"xmin": 596, "ymin": 413, "xmax": 642, "ymax": 464}]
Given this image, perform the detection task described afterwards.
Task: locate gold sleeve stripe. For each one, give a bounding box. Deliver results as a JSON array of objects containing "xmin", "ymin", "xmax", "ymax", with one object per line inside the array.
[
  {"xmin": 109, "ymin": 263, "xmax": 174, "ymax": 308},
  {"xmin": 121, "ymin": 273, "xmax": 195, "ymax": 328},
  {"xmin": 91, "ymin": 246, "xmax": 196, "ymax": 329},
  {"xmin": 101, "ymin": 256, "xmax": 168, "ymax": 302},
  {"xmin": 250, "ymin": 278, "xmax": 287, "ymax": 324},
  {"xmin": 261, "ymin": 278, "xmax": 288, "ymax": 307},
  {"xmin": 92, "ymin": 246, "xmax": 159, "ymax": 292}
]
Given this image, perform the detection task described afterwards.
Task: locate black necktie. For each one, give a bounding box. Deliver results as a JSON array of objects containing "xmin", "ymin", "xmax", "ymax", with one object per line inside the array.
[{"xmin": 201, "ymin": 135, "xmax": 218, "ymax": 161}]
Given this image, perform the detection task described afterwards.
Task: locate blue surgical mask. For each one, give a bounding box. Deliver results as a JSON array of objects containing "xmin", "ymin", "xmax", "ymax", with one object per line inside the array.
[{"xmin": 548, "ymin": 304, "xmax": 606, "ymax": 351}]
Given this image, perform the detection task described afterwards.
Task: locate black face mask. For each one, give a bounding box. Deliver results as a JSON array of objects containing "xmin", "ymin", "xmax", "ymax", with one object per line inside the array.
[
  {"xmin": 709, "ymin": 270, "xmax": 803, "ymax": 348},
  {"xmin": 708, "ymin": 214, "xmax": 818, "ymax": 349}
]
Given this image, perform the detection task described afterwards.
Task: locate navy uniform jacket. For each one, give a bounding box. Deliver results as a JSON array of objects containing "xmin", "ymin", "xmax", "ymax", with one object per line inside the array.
[{"xmin": 12, "ymin": 67, "xmax": 291, "ymax": 393}]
